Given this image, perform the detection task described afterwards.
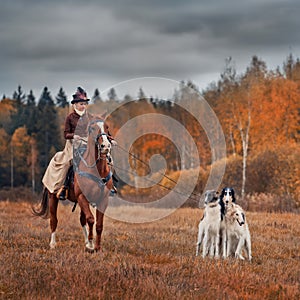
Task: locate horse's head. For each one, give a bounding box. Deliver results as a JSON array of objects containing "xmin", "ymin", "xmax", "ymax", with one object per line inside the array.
[{"xmin": 88, "ymin": 119, "xmax": 111, "ymax": 155}]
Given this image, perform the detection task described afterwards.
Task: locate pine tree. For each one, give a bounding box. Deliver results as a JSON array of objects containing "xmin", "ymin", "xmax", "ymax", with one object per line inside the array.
[
  {"xmin": 92, "ymin": 88, "xmax": 102, "ymax": 103},
  {"xmin": 107, "ymin": 88, "xmax": 117, "ymax": 101},
  {"xmin": 36, "ymin": 87, "xmax": 62, "ymax": 172},
  {"xmin": 138, "ymin": 87, "xmax": 146, "ymax": 100},
  {"xmin": 23, "ymin": 90, "xmax": 37, "ymax": 135},
  {"xmin": 56, "ymin": 87, "xmax": 68, "ymax": 108},
  {"xmin": 10, "ymin": 85, "xmax": 26, "ymax": 134}
]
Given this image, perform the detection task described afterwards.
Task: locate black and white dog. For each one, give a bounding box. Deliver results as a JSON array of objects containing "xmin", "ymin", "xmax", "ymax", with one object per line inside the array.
[{"xmin": 219, "ymin": 187, "xmax": 236, "ymax": 217}]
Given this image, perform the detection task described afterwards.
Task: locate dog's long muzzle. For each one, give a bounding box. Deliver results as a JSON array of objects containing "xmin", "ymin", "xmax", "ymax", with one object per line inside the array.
[{"xmin": 237, "ymin": 220, "xmax": 245, "ymax": 226}]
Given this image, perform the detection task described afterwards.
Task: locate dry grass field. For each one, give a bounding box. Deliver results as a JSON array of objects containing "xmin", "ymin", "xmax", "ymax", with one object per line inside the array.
[{"xmin": 1, "ymin": 200, "xmax": 300, "ymax": 299}]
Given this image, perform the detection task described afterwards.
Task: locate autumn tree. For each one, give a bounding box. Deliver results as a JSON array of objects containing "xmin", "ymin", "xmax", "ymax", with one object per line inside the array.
[
  {"xmin": 0, "ymin": 128, "xmax": 10, "ymax": 187},
  {"xmin": 10, "ymin": 126, "xmax": 31, "ymax": 186},
  {"xmin": 0, "ymin": 98, "xmax": 16, "ymax": 134},
  {"xmin": 214, "ymin": 57, "xmax": 240, "ymax": 157}
]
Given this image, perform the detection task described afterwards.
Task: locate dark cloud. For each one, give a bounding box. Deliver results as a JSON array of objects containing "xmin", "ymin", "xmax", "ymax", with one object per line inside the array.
[{"xmin": 0, "ymin": 0, "xmax": 299, "ymax": 99}]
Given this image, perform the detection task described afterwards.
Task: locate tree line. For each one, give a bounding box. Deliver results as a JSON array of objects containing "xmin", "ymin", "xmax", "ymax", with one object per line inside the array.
[{"xmin": 0, "ymin": 54, "xmax": 299, "ymax": 207}]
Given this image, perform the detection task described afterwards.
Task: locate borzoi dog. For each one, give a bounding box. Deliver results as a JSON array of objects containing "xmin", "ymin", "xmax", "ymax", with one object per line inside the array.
[
  {"xmin": 219, "ymin": 187, "xmax": 237, "ymax": 258},
  {"xmin": 196, "ymin": 190, "xmax": 222, "ymax": 258},
  {"xmin": 225, "ymin": 203, "xmax": 252, "ymax": 261},
  {"xmin": 220, "ymin": 187, "xmax": 236, "ymax": 210}
]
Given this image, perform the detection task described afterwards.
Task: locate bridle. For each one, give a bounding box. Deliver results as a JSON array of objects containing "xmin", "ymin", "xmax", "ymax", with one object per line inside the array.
[{"xmin": 76, "ymin": 120, "xmax": 111, "ymax": 169}]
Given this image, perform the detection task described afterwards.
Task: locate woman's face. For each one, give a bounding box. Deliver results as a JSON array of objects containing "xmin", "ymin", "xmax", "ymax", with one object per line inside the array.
[{"xmin": 74, "ymin": 101, "xmax": 88, "ymax": 111}]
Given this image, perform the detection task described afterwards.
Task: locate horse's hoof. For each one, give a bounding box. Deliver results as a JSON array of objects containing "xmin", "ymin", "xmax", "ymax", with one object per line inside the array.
[
  {"xmin": 49, "ymin": 243, "xmax": 56, "ymax": 249},
  {"xmin": 85, "ymin": 240, "xmax": 95, "ymax": 253},
  {"xmin": 85, "ymin": 247, "xmax": 95, "ymax": 254}
]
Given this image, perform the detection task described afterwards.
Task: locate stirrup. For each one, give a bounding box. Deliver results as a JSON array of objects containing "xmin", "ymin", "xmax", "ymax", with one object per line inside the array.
[
  {"xmin": 57, "ymin": 186, "xmax": 68, "ymax": 200},
  {"xmin": 110, "ymin": 186, "xmax": 117, "ymax": 197}
]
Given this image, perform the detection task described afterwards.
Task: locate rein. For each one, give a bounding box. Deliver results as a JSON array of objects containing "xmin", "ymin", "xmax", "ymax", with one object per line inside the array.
[
  {"xmin": 75, "ymin": 141, "xmax": 101, "ymax": 168},
  {"xmin": 75, "ymin": 131, "xmax": 109, "ymax": 169}
]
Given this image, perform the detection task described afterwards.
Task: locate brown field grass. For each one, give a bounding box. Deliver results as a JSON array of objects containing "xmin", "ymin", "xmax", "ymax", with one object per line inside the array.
[{"xmin": 0, "ymin": 201, "xmax": 300, "ymax": 300}]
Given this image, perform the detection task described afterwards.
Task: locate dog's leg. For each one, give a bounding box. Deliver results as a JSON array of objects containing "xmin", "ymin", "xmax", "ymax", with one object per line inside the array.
[
  {"xmin": 226, "ymin": 234, "xmax": 232, "ymax": 258},
  {"xmin": 209, "ymin": 239, "xmax": 215, "ymax": 257},
  {"xmin": 235, "ymin": 237, "xmax": 245, "ymax": 260},
  {"xmin": 222, "ymin": 228, "xmax": 227, "ymax": 259},
  {"xmin": 196, "ymin": 222, "xmax": 204, "ymax": 256},
  {"xmin": 202, "ymin": 229, "xmax": 209, "ymax": 258},
  {"xmin": 245, "ymin": 230, "xmax": 252, "ymax": 261},
  {"xmin": 214, "ymin": 232, "xmax": 220, "ymax": 258}
]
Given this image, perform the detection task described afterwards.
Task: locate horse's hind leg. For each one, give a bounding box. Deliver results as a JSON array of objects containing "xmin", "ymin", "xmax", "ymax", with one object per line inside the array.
[
  {"xmin": 95, "ymin": 209, "xmax": 104, "ymax": 252},
  {"xmin": 49, "ymin": 193, "xmax": 59, "ymax": 249}
]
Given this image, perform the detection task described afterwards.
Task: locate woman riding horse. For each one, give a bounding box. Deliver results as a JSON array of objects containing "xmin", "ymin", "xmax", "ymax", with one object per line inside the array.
[
  {"xmin": 42, "ymin": 87, "xmax": 115, "ymax": 200},
  {"xmin": 33, "ymin": 87, "xmax": 116, "ymax": 252}
]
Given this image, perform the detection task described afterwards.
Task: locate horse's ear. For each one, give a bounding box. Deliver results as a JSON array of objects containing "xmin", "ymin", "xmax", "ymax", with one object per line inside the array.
[{"xmin": 100, "ymin": 111, "xmax": 108, "ymax": 120}]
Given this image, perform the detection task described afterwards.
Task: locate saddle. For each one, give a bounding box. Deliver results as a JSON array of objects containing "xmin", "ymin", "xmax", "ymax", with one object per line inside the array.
[{"xmin": 57, "ymin": 143, "xmax": 117, "ymax": 201}]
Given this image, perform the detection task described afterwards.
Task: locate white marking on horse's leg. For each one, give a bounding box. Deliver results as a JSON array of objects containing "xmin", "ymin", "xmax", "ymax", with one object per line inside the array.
[
  {"xmin": 86, "ymin": 240, "xmax": 94, "ymax": 251},
  {"xmin": 83, "ymin": 224, "xmax": 94, "ymax": 251},
  {"xmin": 82, "ymin": 225, "xmax": 89, "ymax": 244},
  {"xmin": 50, "ymin": 232, "xmax": 56, "ymax": 249}
]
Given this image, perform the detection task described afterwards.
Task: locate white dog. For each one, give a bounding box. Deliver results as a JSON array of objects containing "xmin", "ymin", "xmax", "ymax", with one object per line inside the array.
[
  {"xmin": 196, "ymin": 190, "xmax": 222, "ymax": 258},
  {"xmin": 225, "ymin": 203, "xmax": 252, "ymax": 261}
]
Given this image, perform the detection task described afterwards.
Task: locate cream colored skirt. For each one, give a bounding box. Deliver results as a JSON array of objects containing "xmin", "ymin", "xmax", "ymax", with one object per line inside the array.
[{"xmin": 42, "ymin": 140, "xmax": 73, "ymax": 193}]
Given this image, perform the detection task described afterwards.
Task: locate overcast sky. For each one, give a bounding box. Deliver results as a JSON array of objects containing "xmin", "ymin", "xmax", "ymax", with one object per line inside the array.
[{"xmin": 1, "ymin": 0, "xmax": 299, "ymax": 101}]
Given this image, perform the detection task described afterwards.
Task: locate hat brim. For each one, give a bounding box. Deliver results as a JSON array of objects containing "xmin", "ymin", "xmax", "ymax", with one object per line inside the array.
[{"xmin": 71, "ymin": 99, "xmax": 90, "ymax": 104}]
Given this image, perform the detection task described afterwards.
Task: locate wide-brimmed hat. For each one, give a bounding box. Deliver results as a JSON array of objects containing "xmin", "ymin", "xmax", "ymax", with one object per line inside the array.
[{"xmin": 71, "ymin": 87, "xmax": 90, "ymax": 104}]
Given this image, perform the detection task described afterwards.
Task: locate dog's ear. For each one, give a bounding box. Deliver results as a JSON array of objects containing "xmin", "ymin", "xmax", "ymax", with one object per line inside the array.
[
  {"xmin": 220, "ymin": 188, "xmax": 225, "ymax": 199},
  {"xmin": 241, "ymin": 212, "xmax": 245, "ymax": 223},
  {"xmin": 231, "ymin": 188, "xmax": 236, "ymax": 202},
  {"xmin": 219, "ymin": 199, "xmax": 224, "ymax": 207}
]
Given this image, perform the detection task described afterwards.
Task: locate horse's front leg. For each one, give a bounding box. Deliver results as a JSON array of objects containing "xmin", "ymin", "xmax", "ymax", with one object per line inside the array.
[
  {"xmin": 77, "ymin": 194, "xmax": 95, "ymax": 251},
  {"xmin": 49, "ymin": 193, "xmax": 59, "ymax": 249},
  {"xmin": 80, "ymin": 210, "xmax": 89, "ymax": 245},
  {"xmin": 95, "ymin": 209, "xmax": 104, "ymax": 252}
]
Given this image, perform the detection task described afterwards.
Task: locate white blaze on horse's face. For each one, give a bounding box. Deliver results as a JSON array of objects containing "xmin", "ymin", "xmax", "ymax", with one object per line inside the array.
[{"xmin": 96, "ymin": 121, "xmax": 111, "ymax": 153}]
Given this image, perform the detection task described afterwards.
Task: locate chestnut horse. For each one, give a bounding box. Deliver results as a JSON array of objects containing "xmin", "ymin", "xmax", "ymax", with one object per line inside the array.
[{"xmin": 32, "ymin": 118, "xmax": 113, "ymax": 252}]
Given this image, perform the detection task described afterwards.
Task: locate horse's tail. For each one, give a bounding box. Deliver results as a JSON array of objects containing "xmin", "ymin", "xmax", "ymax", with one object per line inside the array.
[{"xmin": 32, "ymin": 188, "xmax": 50, "ymax": 219}]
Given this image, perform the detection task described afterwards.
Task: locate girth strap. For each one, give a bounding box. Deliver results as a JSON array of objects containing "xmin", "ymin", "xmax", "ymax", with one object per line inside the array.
[{"xmin": 77, "ymin": 170, "xmax": 112, "ymax": 190}]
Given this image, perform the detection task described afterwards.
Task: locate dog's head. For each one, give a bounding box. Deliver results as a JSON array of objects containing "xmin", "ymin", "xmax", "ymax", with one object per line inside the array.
[
  {"xmin": 220, "ymin": 187, "xmax": 236, "ymax": 207},
  {"xmin": 204, "ymin": 190, "xmax": 219, "ymax": 205},
  {"xmin": 228, "ymin": 205, "xmax": 245, "ymax": 226}
]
